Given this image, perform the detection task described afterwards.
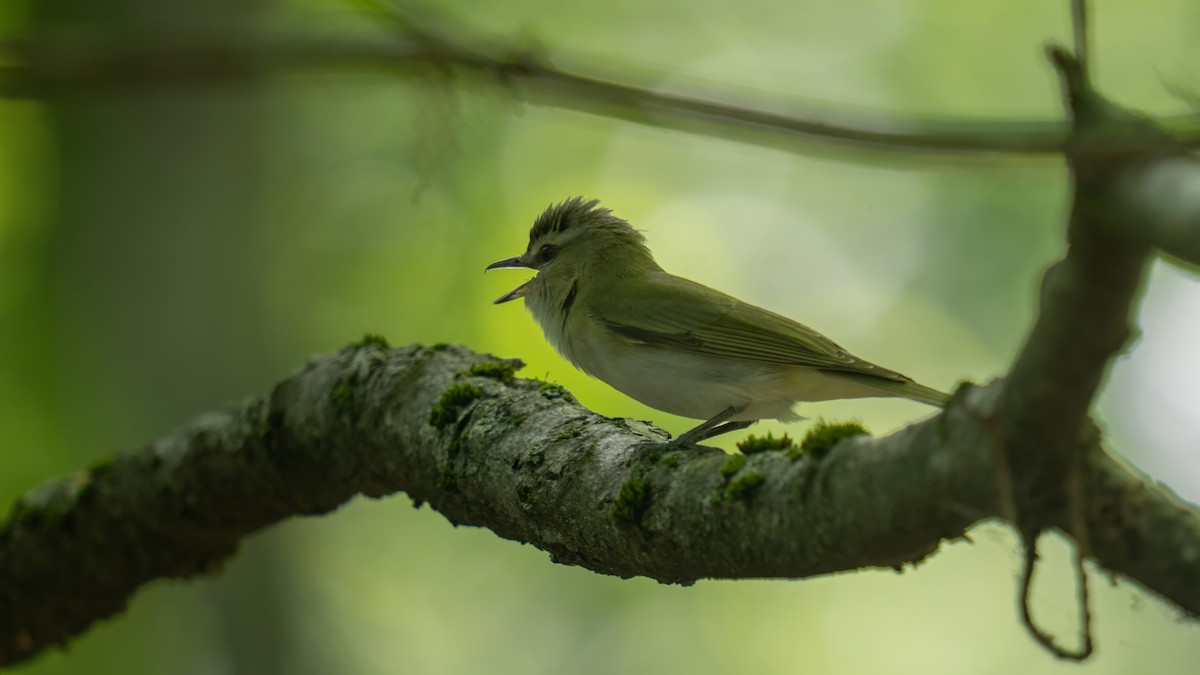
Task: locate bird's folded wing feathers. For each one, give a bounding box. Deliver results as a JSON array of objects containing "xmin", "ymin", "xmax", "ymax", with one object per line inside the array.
[{"xmin": 596, "ymin": 273, "xmax": 911, "ymax": 383}]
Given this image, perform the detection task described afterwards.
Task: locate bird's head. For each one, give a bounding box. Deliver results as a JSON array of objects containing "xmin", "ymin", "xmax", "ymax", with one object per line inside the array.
[{"xmin": 486, "ymin": 197, "xmax": 654, "ymax": 305}]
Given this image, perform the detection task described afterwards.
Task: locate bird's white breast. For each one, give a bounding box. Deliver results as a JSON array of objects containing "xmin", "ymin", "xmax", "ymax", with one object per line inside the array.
[{"xmin": 547, "ymin": 313, "xmax": 856, "ymax": 422}]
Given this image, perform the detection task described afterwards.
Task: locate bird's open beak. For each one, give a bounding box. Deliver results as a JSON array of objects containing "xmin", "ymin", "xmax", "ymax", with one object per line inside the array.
[
  {"xmin": 485, "ymin": 256, "xmax": 531, "ymax": 272},
  {"xmin": 493, "ymin": 279, "xmax": 532, "ymax": 304},
  {"xmin": 486, "ymin": 255, "xmax": 534, "ymax": 304}
]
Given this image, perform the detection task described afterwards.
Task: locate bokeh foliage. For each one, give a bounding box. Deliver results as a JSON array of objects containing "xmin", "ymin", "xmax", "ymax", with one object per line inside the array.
[{"xmin": 1, "ymin": 0, "xmax": 1198, "ymax": 673}]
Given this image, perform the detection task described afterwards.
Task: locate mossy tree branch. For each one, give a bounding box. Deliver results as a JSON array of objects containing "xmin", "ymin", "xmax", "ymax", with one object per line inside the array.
[{"xmin": 0, "ymin": 341, "xmax": 1198, "ymax": 667}]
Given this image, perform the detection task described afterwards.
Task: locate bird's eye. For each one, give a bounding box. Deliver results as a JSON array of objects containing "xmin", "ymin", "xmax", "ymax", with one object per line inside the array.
[{"xmin": 539, "ymin": 244, "xmax": 558, "ymax": 262}]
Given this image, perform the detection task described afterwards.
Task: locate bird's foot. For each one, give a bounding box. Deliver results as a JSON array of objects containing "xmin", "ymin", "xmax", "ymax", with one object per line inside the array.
[{"xmin": 634, "ymin": 420, "xmax": 757, "ymax": 456}]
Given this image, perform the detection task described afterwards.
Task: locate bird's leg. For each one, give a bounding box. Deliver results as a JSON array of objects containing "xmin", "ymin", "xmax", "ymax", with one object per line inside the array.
[
  {"xmin": 642, "ymin": 405, "xmax": 752, "ymax": 451},
  {"xmin": 697, "ymin": 420, "xmax": 756, "ymax": 442}
]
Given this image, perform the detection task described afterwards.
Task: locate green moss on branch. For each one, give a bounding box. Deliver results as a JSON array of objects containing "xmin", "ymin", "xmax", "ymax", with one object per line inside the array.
[{"xmin": 429, "ymin": 382, "xmax": 482, "ymax": 428}]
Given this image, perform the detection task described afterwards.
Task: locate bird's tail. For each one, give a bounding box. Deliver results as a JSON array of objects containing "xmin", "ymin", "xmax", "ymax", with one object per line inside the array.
[
  {"xmin": 884, "ymin": 380, "xmax": 951, "ymax": 407},
  {"xmin": 842, "ymin": 374, "xmax": 951, "ymax": 407}
]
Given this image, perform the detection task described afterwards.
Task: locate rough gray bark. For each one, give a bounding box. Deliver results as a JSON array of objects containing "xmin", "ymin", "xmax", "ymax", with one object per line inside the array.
[{"xmin": 1, "ymin": 341, "xmax": 1197, "ymax": 667}]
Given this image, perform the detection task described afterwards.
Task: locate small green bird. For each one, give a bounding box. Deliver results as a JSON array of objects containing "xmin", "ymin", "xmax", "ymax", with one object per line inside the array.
[{"xmin": 487, "ymin": 197, "xmax": 948, "ymax": 449}]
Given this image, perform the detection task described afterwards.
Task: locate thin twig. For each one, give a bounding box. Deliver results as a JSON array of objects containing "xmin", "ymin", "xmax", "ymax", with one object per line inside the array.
[
  {"xmin": 1019, "ymin": 535, "xmax": 1092, "ymax": 661},
  {"xmin": 1071, "ymin": 0, "xmax": 1090, "ymax": 83},
  {"xmin": 1068, "ymin": 453, "xmax": 1095, "ymax": 658}
]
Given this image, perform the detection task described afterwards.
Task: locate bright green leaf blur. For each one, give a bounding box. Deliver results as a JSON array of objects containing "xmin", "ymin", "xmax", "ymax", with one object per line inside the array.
[{"xmin": 2, "ymin": 0, "xmax": 1198, "ymax": 673}]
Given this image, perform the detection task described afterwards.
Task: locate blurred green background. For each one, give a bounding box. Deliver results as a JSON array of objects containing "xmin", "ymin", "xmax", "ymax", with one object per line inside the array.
[{"xmin": 2, "ymin": 0, "xmax": 1199, "ymax": 672}]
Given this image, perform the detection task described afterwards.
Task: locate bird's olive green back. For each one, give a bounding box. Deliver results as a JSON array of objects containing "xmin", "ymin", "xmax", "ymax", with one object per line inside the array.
[{"xmin": 596, "ymin": 271, "xmax": 911, "ymax": 382}]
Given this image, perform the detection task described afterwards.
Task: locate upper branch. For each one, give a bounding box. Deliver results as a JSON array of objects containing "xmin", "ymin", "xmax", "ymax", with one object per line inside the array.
[
  {"xmin": 1113, "ymin": 153, "xmax": 1200, "ymax": 269},
  {"xmin": 3, "ymin": 26, "xmax": 1200, "ymax": 157}
]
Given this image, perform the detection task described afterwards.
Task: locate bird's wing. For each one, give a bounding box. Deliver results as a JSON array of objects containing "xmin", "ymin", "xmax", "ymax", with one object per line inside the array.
[{"xmin": 595, "ymin": 272, "xmax": 911, "ymax": 382}]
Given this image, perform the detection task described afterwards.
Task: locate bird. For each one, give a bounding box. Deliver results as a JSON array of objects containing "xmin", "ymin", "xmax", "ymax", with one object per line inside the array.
[{"xmin": 486, "ymin": 197, "xmax": 948, "ymax": 449}]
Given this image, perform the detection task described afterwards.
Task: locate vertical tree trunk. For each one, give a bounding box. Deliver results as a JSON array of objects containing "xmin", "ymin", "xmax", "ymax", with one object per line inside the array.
[{"xmin": 32, "ymin": 0, "xmax": 304, "ymax": 671}]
